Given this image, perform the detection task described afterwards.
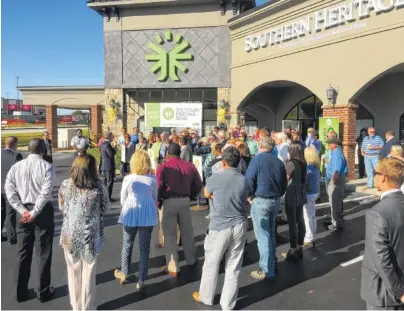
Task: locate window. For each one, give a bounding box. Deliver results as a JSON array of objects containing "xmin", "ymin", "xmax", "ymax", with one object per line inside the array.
[{"xmin": 400, "ymin": 113, "xmax": 404, "ymax": 140}]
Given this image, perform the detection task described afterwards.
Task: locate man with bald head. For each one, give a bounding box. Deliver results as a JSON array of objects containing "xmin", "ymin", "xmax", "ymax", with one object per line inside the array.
[
  {"xmin": 5, "ymin": 138, "xmax": 55, "ymax": 302},
  {"xmin": 1, "ymin": 136, "xmax": 23, "ymax": 243}
]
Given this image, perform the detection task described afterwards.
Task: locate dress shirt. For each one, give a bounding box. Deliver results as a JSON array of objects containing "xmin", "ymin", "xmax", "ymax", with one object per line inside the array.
[
  {"xmin": 305, "ymin": 135, "xmax": 315, "ymax": 148},
  {"xmin": 326, "ymin": 147, "xmax": 347, "ymax": 180},
  {"xmin": 159, "ymin": 142, "xmax": 167, "ymax": 161},
  {"xmin": 130, "ymin": 134, "xmax": 139, "ymax": 145},
  {"xmin": 277, "ymin": 143, "xmax": 289, "ymax": 162},
  {"xmin": 380, "ymin": 189, "xmax": 401, "ymax": 200},
  {"xmin": 71, "ymin": 135, "xmax": 89, "ymax": 150},
  {"xmin": 5, "ymin": 154, "xmax": 54, "ymax": 218},
  {"xmin": 156, "ymin": 157, "xmax": 203, "ymax": 205},
  {"xmin": 361, "ymin": 135, "xmax": 384, "ymax": 156}
]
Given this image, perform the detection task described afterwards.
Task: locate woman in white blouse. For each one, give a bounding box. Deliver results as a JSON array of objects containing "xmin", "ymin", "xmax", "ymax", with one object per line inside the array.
[{"xmin": 114, "ymin": 150, "xmax": 158, "ymax": 289}]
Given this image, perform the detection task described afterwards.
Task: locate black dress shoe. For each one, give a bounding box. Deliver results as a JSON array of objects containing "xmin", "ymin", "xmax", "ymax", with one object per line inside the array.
[
  {"xmin": 188, "ymin": 260, "xmax": 199, "ymax": 269},
  {"xmin": 9, "ymin": 239, "xmax": 17, "ymax": 245},
  {"xmin": 37, "ymin": 286, "xmax": 55, "ymax": 303},
  {"xmin": 1, "ymin": 235, "xmax": 7, "ymax": 242},
  {"xmin": 16, "ymin": 292, "xmax": 29, "ymax": 303}
]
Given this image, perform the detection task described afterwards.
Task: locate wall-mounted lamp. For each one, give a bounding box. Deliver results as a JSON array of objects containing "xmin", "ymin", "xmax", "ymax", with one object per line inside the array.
[{"xmin": 326, "ymin": 85, "xmax": 337, "ymax": 104}]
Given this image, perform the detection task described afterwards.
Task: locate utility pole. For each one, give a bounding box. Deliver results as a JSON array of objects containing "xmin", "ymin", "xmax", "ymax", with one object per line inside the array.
[{"xmin": 15, "ymin": 76, "xmax": 21, "ymax": 102}]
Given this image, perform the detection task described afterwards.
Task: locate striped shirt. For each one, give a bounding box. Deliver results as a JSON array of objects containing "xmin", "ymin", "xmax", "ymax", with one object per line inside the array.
[{"xmin": 361, "ymin": 135, "xmax": 384, "ymax": 156}]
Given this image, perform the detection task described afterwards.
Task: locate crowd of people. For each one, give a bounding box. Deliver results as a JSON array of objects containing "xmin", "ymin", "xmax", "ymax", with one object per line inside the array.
[{"xmin": 1, "ymin": 123, "xmax": 404, "ymax": 311}]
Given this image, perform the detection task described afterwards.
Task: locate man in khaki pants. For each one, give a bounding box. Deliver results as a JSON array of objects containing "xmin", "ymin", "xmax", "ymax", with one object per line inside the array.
[{"xmin": 156, "ymin": 143, "xmax": 203, "ymax": 275}]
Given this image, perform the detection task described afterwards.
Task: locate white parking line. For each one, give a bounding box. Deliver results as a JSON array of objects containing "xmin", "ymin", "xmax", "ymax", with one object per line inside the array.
[
  {"xmin": 246, "ymin": 195, "xmax": 377, "ymax": 220},
  {"xmin": 315, "ymin": 195, "xmax": 377, "ymax": 208},
  {"xmin": 340, "ymin": 255, "xmax": 364, "ymax": 267}
]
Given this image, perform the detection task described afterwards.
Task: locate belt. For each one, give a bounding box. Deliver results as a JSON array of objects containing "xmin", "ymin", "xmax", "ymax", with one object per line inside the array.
[
  {"xmin": 23, "ymin": 204, "xmax": 35, "ymax": 211},
  {"xmin": 164, "ymin": 196, "xmax": 189, "ymax": 200},
  {"xmin": 256, "ymin": 196, "xmax": 278, "ymax": 200}
]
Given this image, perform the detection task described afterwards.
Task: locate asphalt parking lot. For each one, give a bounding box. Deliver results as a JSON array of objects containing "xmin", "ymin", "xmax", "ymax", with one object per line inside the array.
[{"xmin": 1, "ymin": 152, "xmax": 376, "ymax": 310}]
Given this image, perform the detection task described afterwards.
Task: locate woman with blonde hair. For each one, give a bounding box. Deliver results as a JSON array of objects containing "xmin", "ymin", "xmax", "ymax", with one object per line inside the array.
[
  {"xmin": 302, "ymin": 147, "xmax": 320, "ymax": 248},
  {"xmin": 59, "ymin": 154, "xmax": 109, "ymax": 310},
  {"xmin": 114, "ymin": 150, "xmax": 158, "ymax": 289},
  {"xmin": 390, "ymin": 144, "xmax": 403, "ymax": 159}
]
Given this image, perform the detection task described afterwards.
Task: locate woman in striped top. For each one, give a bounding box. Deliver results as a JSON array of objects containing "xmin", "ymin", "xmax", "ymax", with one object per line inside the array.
[{"xmin": 114, "ymin": 150, "xmax": 158, "ymax": 289}]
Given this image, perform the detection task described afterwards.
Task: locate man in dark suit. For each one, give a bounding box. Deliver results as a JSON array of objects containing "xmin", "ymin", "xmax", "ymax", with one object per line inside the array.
[
  {"xmin": 1, "ymin": 136, "xmax": 23, "ymax": 244},
  {"xmin": 380, "ymin": 131, "xmax": 402, "ymax": 159},
  {"xmin": 361, "ymin": 157, "xmax": 404, "ymax": 310},
  {"xmin": 43, "ymin": 131, "xmax": 53, "ymax": 164},
  {"xmin": 179, "ymin": 137, "xmax": 193, "ymax": 163},
  {"xmin": 100, "ymin": 132, "xmax": 117, "ymax": 202}
]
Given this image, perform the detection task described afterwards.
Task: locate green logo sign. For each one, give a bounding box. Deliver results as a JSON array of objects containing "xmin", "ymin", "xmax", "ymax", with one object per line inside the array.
[
  {"xmin": 162, "ymin": 107, "xmax": 175, "ymax": 120},
  {"xmin": 145, "ymin": 31, "xmax": 192, "ymax": 82}
]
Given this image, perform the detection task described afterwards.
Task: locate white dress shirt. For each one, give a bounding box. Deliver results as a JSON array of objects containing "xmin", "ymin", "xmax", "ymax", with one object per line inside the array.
[
  {"xmin": 380, "ymin": 188, "xmax": 401, "ymax": 200},
  {"xmin": 70, "ymin": 136, "xmax": 89, "ymax": 149},
  {"xmin": 5, "ymin": 154, "xmax": 54, "ymax": 218}
]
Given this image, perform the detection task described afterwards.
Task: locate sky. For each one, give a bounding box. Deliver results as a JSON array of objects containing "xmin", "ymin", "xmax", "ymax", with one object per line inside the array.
[{"xmin": 1, "ymin": 0, "xmax": 268, "ymax": 100}]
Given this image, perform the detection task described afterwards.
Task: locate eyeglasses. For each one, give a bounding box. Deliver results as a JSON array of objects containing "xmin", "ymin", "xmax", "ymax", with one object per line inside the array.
[{"xmin": 369, "ymin": 131, "xmax": 375, "ymax": 134}]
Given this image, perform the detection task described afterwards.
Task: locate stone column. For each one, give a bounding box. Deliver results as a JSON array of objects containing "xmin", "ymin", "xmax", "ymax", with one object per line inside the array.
[
  {"xmin": 322, "ymin": 103, "xmax": 358, "ymax": 180},
  {"xmin": 126, "ymin": 92, "xmax": 143, "ymax": 131},
  {"xmin": 104, "ymin": 88, "xmax": 124, "ymax": 136},
  {"xmin": 46, "ymin": 105, "xmax": 58, "ymax": 148},
  {"xmin": 90, "ymin": 105, "xmax": 103, "ymax": 143}
]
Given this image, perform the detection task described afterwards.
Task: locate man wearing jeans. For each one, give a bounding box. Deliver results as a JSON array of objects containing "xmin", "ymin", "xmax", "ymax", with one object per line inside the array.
[
  {"xmin": 361, "ymin": 127, "xmax": 384, "ymax": 189},
  {"xmin": 245, "ymin": 137, "xmax": 287, "ymax": 280},
  {"xmin": 193, "ymin": 147, "xmax": 248, "ymax": 310},
  {"xmin": 326, "ymin": 137, "xmax": 347, "ymax": 231}
]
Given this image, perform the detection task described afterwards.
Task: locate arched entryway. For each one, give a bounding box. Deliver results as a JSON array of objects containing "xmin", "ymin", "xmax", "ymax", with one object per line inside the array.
[
  {"xmin": 237, "ymin": 80, "xmax": 318, "ymax": 131},
  {"xmin": 350, "ymin": 62, "xmax": 404, "ymax": 138}
]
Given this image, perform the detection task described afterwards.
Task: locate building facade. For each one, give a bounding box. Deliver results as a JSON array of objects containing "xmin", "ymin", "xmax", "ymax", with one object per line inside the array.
[
  {"xmin": 87, "ymin": 0, "xmax": 256, "ymax": 135},
  {"xmin": 229, "ymin": 0, "xmax": 404, "ymax": 178}
]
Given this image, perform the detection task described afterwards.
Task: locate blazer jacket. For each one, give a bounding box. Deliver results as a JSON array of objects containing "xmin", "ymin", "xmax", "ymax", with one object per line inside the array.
[
  {"xmin": 100, "ymin": 140, "xmax": 117, "ymax": 171},
  {"xmin": 361, "ymin": 191, "xmax": 404, "ymax": 307}
]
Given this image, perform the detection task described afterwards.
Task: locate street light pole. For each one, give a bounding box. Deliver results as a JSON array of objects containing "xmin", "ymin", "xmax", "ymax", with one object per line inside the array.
[{"xmin": 15, "ymin": 76, "xmax": 21, "ymax": 102}]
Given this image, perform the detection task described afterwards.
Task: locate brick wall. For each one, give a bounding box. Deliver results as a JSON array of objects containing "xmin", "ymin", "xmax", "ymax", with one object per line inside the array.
[
  {"xmin": 323, "ymin": 104, "xmax": 358, "ymax": 180},
  {"xmin": 45, "ymin": 105, "xmax": 58, "ymax": 148},
  {"xmin": 90, "ymin": 105, "xmax": 102, "ymax": 143}
]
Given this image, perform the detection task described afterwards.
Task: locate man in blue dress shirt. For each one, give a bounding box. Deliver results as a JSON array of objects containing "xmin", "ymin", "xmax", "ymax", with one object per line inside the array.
[
  {"xmin": 361, "ymin": 127, "xmax": 384, "ymax": 189},
  {"xmin": 326, "ymin": 137, "xmax": 347, "ymax": 231}
]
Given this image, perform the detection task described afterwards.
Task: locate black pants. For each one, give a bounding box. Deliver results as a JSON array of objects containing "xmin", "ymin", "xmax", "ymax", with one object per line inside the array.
[
  {"xmin": 358, "ymin": 154, "xmax": 365, "ymax": 178},
  {"xmin": 1, "ymin": 194, "xmax": 17, "ymax": 242},
  {"xmin": 16, "ymin": 203, "xmax": 54, "ymax": 299},
  {"xmin": 285, "ymin": 204, "xmax": 305, "ymax": 249},
  {"xmin": 102, "ymin": 170, "xmax": 115, "ymax": 199}
]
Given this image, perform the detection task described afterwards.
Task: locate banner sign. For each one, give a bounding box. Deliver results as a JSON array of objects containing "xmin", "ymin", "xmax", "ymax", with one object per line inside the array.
[
  {"xmin": 7, "ymin": 104, "xmax": 18, "ymax": 110},
  {"xmin": 319, "ymin": 117, "xmax": 340, "ymax": 148},
  {"xmin": 145, "ymin": 103, "xmax": 203, "ymax": 133},
  {"xmin": 21, "ymin": 105, "xmax": 32, "ymax": 111},
  {"xmin": 192, "ymin": 155, "xmax": 203, "ymax": 180}
]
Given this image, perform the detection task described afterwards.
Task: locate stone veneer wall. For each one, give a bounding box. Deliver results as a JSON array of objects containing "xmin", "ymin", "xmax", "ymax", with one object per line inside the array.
[{"xmin": 104, "ymin": 88, "xmax": 124, "ymax": 135}]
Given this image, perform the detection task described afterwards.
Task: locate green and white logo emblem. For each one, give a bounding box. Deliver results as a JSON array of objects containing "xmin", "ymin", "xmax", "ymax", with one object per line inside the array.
[
  {"xmin": 145, "ymin": 31, "xmax": 192, "ymax": 82},
  {"xmin": 162, "ymin": 107, "xmax": 175, "ymax": 120}
]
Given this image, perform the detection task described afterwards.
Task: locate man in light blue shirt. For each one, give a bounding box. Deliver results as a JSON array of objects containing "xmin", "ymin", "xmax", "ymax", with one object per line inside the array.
[
  {"xmin": 326, "ymin": 137, "xmax": 347, "ymax": 231},
  {"xmin": 361, "ymin": 127, "xmax": 384, "ymax": 188}
]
